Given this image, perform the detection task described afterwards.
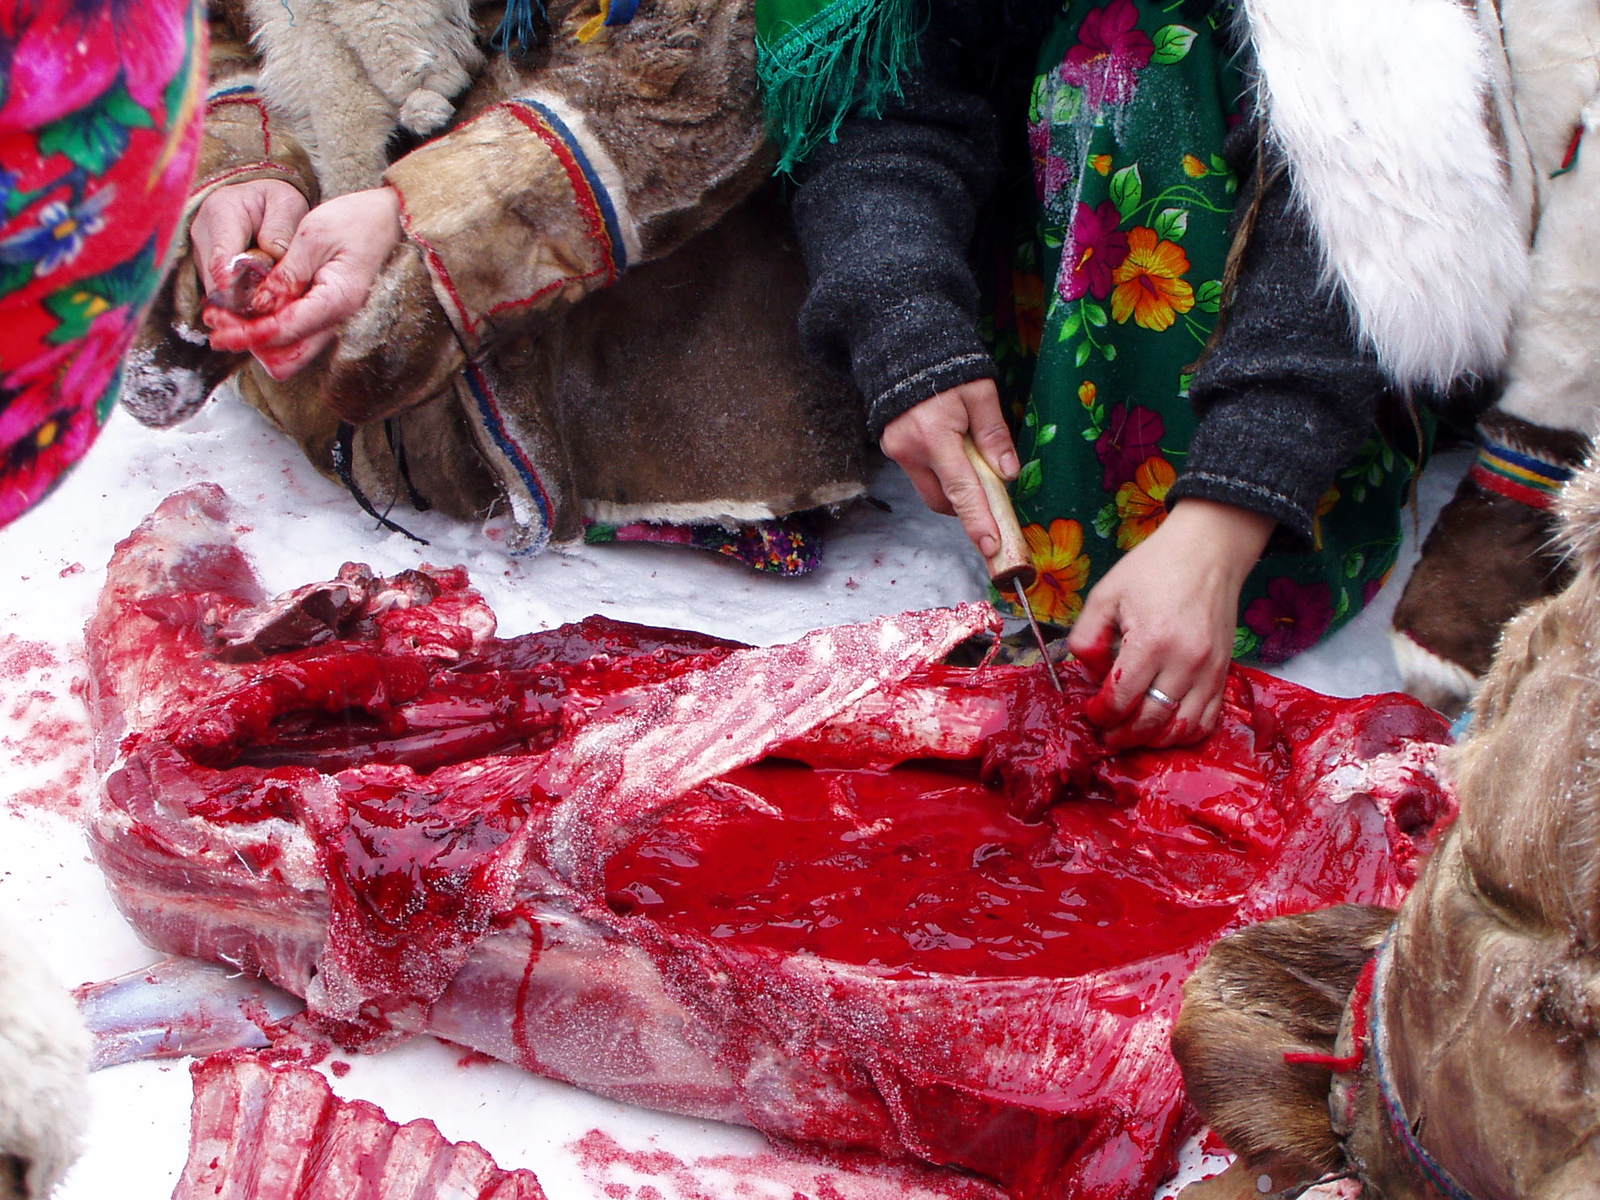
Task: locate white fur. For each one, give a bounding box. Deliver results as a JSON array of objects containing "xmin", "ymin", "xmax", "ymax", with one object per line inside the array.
[
  {"xmin": 1494, "ymin": 4, "xmax": 1600, "ymax": 433},
  {"xmin": 1243, "ymin": 0, "xmax": 1533, "ymax": 392},
  {"xmin": 1389, "ymin": 627, "xmax": 1481, "ymax": 713},
  {"xmin": 583, "ymin": 481, "xmax": 868, "ymax": 527},
  {"xmin": 0, "ymin": 916, "xmax": 89, "ymax": 1199},
  {"xmin": 246, "ymin": 0, "xmax": 485, "ymax": 196}
]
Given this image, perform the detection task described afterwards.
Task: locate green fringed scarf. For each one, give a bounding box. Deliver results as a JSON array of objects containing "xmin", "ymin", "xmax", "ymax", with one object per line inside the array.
[{"xmin": 756, "ymin": 0, "xmax": 921, "ymax": 172}]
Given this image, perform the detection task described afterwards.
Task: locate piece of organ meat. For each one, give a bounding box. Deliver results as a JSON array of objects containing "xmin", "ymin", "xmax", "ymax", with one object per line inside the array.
[
  {"xmin": 87, "ymin": 486, "xmax": 1457, "ymax": 1200},
  {"xmin": 175, "ymin": 1054, "xmax": 545, "ymax": 1199}
]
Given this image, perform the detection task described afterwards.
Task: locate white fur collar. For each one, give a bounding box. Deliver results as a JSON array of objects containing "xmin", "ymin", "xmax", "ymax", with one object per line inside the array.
[{"xmin": 1241, "ymin": 0, "xmax": 1534, "ymax": 392}]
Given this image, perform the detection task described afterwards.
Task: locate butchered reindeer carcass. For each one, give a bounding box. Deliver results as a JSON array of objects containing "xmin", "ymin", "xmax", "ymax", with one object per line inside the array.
[
  {"xmin": 1173, "ymin": 459, "xmax": 1600, "ymax": 1199},
  {"xmin": 83, "ymin": 485, "xmax": 1460, "ymax": 1200}
]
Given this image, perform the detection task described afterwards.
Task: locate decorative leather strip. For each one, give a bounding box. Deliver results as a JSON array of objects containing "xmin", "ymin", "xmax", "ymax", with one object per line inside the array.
[
  {"xmin": 504, "ymin": 97, "xmax": 628, "ymax": 279},
  {"xmin": 578, "ymin": 0, "xmax": 641, "ymax": 40},
  {"xmin": 460, "ymin": 360, "xmax": 556, "ymax": 555},
  {"xmin": 1470, "ymin": 434, "xmax": 1574, "ymax": 510},
  {"xmin": 1369, "ymin": 936, "xmax": 1480, "ymax": 1200},
  {"xmin": 1282, "ymin": 953, "xmax": 1377, "ymax": 1073}
]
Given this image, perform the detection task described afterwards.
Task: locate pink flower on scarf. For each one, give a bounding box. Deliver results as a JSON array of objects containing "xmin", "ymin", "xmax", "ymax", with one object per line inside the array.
[
  {"xmin": 1244, "ymin": 579, "xmax": 1336, "ymax": 663},
  {"xmin": 1094, "ymin": 403, "xmax": 1164, "ymax": 490},
  {"xmin": 0, "ymin": 0, "xmax": 190, "ymax": 129},
  {"xmin": 1059, "ymin": 201, "xmax": 1129, "ymax": 302},
  {"xmin": 1061, "ymin": 0, "xmax": 1155, "ymax": 109}
]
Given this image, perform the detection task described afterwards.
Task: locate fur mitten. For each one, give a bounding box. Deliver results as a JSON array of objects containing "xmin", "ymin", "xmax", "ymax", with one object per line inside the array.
[{"xmin": 1391, "ymin": 411, "xmax": 1588, "ymax": 716}]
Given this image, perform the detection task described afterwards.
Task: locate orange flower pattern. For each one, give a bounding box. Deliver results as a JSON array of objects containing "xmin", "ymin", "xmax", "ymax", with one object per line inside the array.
[
  {"xmin": 993, "ymin": 0, "xmax": 1418, "ymax": 661},
  {"xmin": 1021, "ymin": 518, "xmax": 1091, "ymax": 626},
  {"xmin": 1111, "ymin": 227, "xmax": 1194, "ymax": 331},
  {"xmin": 1114, "ymin": 456, "xmax": 1175, "ymax": 548}
]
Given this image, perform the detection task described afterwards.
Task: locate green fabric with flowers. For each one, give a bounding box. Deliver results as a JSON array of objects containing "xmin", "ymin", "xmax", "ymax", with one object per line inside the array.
[{"xmin": 993, "ymin": 0, "xmax": 1424, "ymax": 663}]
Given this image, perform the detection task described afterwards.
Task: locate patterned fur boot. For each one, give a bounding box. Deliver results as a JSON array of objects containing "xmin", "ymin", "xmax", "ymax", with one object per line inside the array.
[{"xmin": 1392, "ymin": 412, "xmax": 1587, "ymax": 716}]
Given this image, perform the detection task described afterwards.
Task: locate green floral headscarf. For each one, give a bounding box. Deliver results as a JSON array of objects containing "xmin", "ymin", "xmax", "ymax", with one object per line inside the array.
[{"xmin": 756, "ymin": 0, "xmax": 921, "ymax": 171}]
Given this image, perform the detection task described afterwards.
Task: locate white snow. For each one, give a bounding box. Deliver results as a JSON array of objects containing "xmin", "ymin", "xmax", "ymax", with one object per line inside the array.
[{"xmin": 0, "ymin": 390, "xmax": 1469, "ymax": 1199}]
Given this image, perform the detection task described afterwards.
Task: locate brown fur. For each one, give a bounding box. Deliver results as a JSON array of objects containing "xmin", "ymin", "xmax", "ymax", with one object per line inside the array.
[
  {"xmin": 1173, "ymin": 905, "xmax": 1394, "ymax": 1187},
  {"xmin": 1176, "ymin": 458, "xmax": 1600, "ymax": 1200},
  {"xmin": 130, "ymin": 0, "xmax": 866, "ymax": 547}
]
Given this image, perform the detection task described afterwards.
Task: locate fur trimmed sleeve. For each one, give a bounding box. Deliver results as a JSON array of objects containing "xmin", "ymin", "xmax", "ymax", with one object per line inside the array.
[
  {"xmin": 189, "ymin": 9, "xmax": 319, "ymax": 215},
  {"xmin": 387, "ymin": 0, "xmax": 763, "ymax": 347},
  {"xmin": 322, "ymin": 0, "xmax": 768, "ymax": 422}
]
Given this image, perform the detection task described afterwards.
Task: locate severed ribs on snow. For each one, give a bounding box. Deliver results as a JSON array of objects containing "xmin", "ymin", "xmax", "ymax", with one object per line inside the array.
[
  {"xmin": 177, "ymin": 1054, "xmax": 544, "ymax": 1199},
  {"xmin": 85, "ymin": 486, "xmax": 1457, "ymax": 1200}
]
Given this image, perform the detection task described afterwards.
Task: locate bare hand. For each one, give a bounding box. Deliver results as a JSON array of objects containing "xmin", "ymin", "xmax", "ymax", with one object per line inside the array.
[
  {"xmin": 204, "ymin": 187, "xmax": 403, "ymax": 380},
  {"xmin": 190, "ymin": 179, "xmax": 308, "ymax": 295},
  {"xmin": 881, "ymin": 379, "xmax": 1020, "ymax": 559},
  {"xmin": 1067, "ymin": 499, "xmax": 1274, "ymax": 749}
]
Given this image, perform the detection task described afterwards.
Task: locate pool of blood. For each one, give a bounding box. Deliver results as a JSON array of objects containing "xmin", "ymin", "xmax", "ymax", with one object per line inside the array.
[
  {"xmin": 603, "ymin": 668, "xmax": 1448, "ymax": 982},
  {"xmin": 605, "ymin": 759, "xmax": 1242, "ymax": 980}
]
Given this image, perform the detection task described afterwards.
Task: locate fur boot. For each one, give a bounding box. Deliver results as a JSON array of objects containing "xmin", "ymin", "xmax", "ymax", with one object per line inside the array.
[{"xmin": 1391, "ymin": 412, "xmax": 1587, "ymax": 716}]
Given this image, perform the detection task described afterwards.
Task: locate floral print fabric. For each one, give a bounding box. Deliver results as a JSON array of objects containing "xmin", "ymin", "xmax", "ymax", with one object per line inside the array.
[
  {"xmin": 994, "ymin": 0, "xmax": 1420, "ymax": 662},
  {"xmin": 0, "ymin": 0, "xmax": 204, "ymax": 529},
  {"xmin": 584, "ymin": 514, "xmax": 824, "ymax": 576}
]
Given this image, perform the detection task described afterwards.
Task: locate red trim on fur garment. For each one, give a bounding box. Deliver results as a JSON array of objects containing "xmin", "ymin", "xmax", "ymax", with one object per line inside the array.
[
  {"xmin": 205, "ymin": 94, "xmax": 273, "ymax": 157},
  {"xmin": 189, "ymin": 161, "xmax": 297, "ymax": 198},
  {"xmin": 1468, "ymin": 462, "xmax": 1555, "ymax": 509},
  {"xmin": 1282, "ymin": 953, "xmax": 1378, "ymax": 1073},
  {"xmin": 494, "ymin": 101, "xmax": 619, "ymax": 306},
  {"xmin": 389, "ymin": 184, "xmax": 478, "ymax": 338}
]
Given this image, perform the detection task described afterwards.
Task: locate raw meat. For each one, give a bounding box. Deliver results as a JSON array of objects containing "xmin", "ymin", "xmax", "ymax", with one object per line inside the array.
[
  {"xmin": 86, "ymin": 486, "xmax": 1456, "ymax": 1200},
  {"xmin": 175, "ymin": 1053, "xmax": 545, "ymax": 1199}
]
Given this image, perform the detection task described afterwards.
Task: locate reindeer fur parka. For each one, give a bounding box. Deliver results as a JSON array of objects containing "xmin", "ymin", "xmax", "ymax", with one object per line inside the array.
[{"xmin": 126, "ymin": 0, "xmax": 867, "ymax": 554}]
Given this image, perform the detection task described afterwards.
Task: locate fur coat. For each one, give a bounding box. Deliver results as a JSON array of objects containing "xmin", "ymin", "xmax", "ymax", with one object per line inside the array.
[
  {"xmin": 1236, "ymin": 0, "xmax": 1534, "ymax": 395},
  {"xmin": 127, "ymin": 0, "xmax": 866, "ymax": 554}
]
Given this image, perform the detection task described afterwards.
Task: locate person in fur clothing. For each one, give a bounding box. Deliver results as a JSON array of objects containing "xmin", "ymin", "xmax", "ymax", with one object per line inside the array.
[
  {"xmin": 1391, "ymin": 0, "xmax": 1600, "ymax": 717},
  {"xmin": 124, "ymin": 0, "xmax": 868, "ymax": 570},
  {"xmin": 794, "ymin": 0, "xmax": 1531, "ymax": 742}
]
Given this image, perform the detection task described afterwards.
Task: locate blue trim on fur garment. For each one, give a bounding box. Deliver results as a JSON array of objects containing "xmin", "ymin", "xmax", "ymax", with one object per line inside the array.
[
  {"xmin": 510, "ymin": 96, "xmax": 630, "ymax": 275},
  {"xmin": 605, "ymin": 0, "xmax": 640, "ymax": 25},
  {"xmin": 462, "ymin": 360, "xmax": 555, "ymax": 556}
]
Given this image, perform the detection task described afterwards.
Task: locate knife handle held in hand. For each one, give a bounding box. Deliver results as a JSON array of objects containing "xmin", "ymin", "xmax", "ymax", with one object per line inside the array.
[{"xmin": 962, "ymin": 436, "xmax": 1036, "ymax": 590}]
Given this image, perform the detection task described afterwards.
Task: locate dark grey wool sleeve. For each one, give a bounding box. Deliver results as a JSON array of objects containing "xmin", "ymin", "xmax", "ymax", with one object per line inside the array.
[
  {"xmin": 792, "ymin": 8, "xmax": 1001, "ymax": 440},
  {"xmin": 1167, "ymin": 142, "xmax": 1389, "ymax": 547}
]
